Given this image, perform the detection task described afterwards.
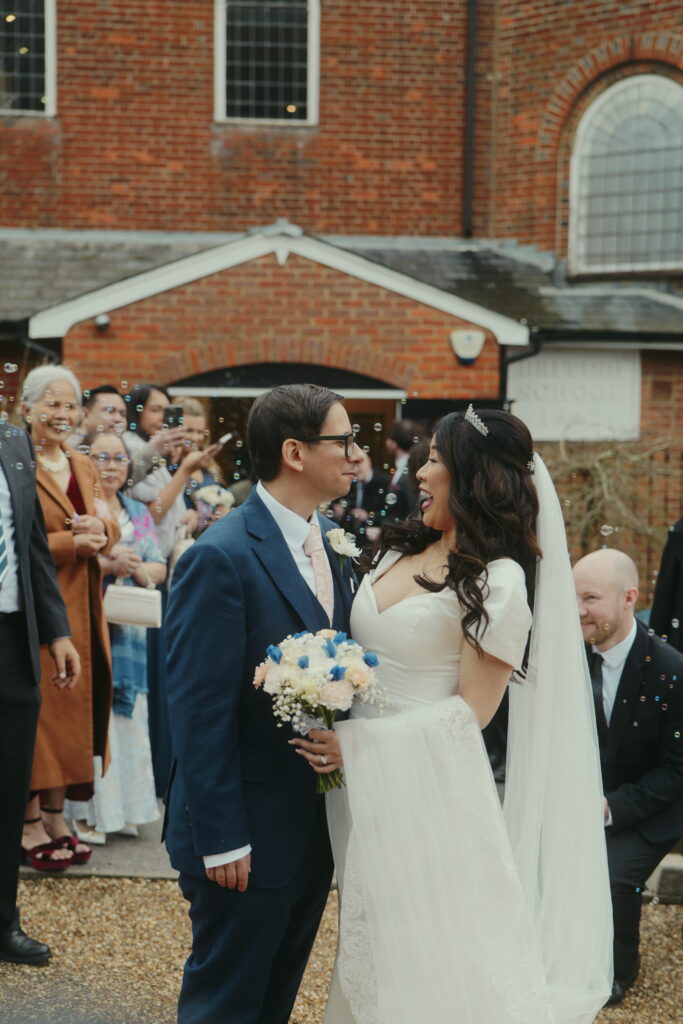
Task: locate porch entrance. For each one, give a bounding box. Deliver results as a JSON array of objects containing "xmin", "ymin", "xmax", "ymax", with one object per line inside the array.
[{"xmin": 168, "ymin": 362, "xmax": 406, "ymax": 484}]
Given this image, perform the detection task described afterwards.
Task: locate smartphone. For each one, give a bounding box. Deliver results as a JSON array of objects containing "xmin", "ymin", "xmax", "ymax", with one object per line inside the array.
[
  {"xmin": 162, "ymin": 404, "xmax": 184, "ymax": 428},
  {"xmin": 218, "ymin": 432, "xmax": 233, "ymax": 446}
]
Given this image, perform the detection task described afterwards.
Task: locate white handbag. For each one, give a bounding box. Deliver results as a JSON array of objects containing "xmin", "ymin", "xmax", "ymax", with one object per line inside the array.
[{"xmin": 103, "ymin": 568, "xmax": 162, "ymax": 629}]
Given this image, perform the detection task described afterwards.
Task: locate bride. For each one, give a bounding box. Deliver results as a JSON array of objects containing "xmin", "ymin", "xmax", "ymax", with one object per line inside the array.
[{"xmin": 293, "ymin": 406, "xmax": 613, "ymax": 1024}]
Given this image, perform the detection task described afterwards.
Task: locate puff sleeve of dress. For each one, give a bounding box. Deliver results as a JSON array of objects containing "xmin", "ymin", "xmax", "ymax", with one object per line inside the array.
[{"xmin": 476, "ymin": 558, "xmax": 532, "ymax": 671}]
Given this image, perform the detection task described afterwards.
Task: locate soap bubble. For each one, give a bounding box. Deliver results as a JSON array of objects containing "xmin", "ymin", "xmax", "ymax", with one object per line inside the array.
[{"xmin": 599, "ymin": 524, "xmax": 614, "ymax": 537}]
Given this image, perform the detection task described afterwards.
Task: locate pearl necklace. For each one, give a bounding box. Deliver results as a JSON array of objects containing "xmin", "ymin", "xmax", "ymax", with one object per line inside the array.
[{"xmin": 37, "ymin": 448, "xmax": 69, "ymax": 473}]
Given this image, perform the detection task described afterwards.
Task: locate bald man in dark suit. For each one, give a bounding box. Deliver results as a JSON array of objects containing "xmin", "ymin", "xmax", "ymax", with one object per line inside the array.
[{"xmin": 574, "ymin": 549, "xmax": 683, "ymax": 1008}]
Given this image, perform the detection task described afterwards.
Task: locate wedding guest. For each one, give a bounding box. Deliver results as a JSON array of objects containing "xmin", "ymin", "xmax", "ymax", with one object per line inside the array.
[
  {"xmin": 332, "ymin": 451, "xmax": 389, "ymax": 550},
  {"xmin": 122, "ymin": 383, "xmax": 186, "ymax": 487},
  {"xmin": 574, "ymin": 549, "xmax": 683, "ymax": 1007},
  {"xmin": 174, "ymin": 396, "xmax": 232, "ymax": 535},
  {"xmin": 19, "ymin": 366, "xmax": 119, "ymax": 870},
  {"xmin": 383, "ymin": 420, "xmax": 423, "ymax": 522},
  {"xmin": 66, "ymin": 432, "xmax": 166, "ymax": 842},
  {"xmin": 0, "ymin": 423, "xmax": 80, "ymax": 964},
  {"xmin": 128, "ymin": 390, "xmax": 221, "ymax": 794},
  {"xmin": 67, "ymin": 384, "xmax": 127, "ymax": 450},
  {"xmin": 649, "ymin": 516, "xmax": 683, "ymax": 651}
]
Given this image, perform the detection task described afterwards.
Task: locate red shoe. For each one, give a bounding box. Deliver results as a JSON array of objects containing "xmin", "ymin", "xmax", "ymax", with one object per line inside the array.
[
  {"xmin": 52, "ymin": 834, "xmax": 92, "ymax": 865},
  {"xmin": 41, "ymin": 807, "xmax": 93, "ymax": 865},
  {"xmin": 21, "ymin": 818, "xmax": 73, "ymax": 872}
]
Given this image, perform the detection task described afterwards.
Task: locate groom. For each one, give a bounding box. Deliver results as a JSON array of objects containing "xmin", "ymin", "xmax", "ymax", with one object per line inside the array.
[{"xmin": 164, "ymin": 384, "xmax": 362, "ymax": 1024}]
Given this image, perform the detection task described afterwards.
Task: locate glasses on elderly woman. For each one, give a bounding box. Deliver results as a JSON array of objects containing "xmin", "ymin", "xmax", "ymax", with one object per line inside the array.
[{"xmin": 90, "ymin": 453, "xmax": 131, "ymax": 466}]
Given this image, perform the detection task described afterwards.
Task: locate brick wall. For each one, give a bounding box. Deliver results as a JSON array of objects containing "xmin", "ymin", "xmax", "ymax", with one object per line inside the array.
[
  {"xmin": 484, "ymin": 1, "xmax": 683, "ymax": 256},
  {"xmin": 61, "ymin": 253, "xmax": 501, "ymax": 397},
  {"xmin": 4, "ymin": 1, "xmax": 681, "ymax": 246},
  {"xmin": 0, "ymin": 0, "xmax": 468, "ymax": 234}
]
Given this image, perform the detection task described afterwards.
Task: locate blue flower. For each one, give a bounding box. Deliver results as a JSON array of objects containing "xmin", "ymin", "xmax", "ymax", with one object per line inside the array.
[
  {"xmin": 292, "ymin": 631, "xmax": 308, "ymax": 639},
  {"xmin": 267, "ymin": 644, "xmax": 283, "ymax": 664},
  {"xmin": 330, "ymin": 665, "xmax": 347, "ymax": 681},
  {"xmin": 298, "ymin": 656, "xmax": 310, "ymax": 669},
  {"xmin": 334, "ymin": 631, "xmax": 348, "ymax": 644},
  {"xmin": 322, "ymin": 637, "xmax": 337, "ymax": 658},
  {"xmin": 363, "ymin": 652, "xmax": 379, "ymax": 667}
]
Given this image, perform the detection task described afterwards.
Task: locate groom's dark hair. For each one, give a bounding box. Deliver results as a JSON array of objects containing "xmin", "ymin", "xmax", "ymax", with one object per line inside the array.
[{"xmin": 246, "ymin": 383, "xmax": 343, "ymax": 481}]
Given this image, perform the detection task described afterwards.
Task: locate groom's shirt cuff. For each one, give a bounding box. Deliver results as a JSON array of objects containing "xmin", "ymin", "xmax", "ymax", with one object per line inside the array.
[{"xmin": 203, "ymin": 844, "xmax": 251, "ymax": 868}]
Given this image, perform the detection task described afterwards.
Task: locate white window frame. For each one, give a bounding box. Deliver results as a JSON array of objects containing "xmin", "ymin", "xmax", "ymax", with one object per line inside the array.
[
  {"xmin": 214, "ymin": 0, "xmax": 319, "ymax": 126},
  {"xmin": 0, "ymin": 0, "xmax": 56, "ymax": 117},
  {"xmin": 569, "ymin": 74, "xmax": 683, "ymax": 275}
]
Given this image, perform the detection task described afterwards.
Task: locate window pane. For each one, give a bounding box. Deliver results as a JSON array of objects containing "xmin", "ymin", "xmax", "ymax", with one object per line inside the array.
[
  {"xmin": 0, "ymin": 1, "xmax": 46, "ymax": 112},
  {"xmin": 572, "ymin": 76, "xmax": 683, "ymax": 271},
  {"xmin": 225, "ymin": 1, "xmax": 308, "ymax": 120}
]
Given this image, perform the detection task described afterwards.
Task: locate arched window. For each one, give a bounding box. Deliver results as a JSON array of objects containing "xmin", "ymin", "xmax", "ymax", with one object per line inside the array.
[{"xmin": 569, "ymin": 75, "xmax": 683, "ymax": 274}]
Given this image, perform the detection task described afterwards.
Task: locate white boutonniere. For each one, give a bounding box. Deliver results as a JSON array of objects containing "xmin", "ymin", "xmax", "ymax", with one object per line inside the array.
[{"xmin": 327, "ymin": 527, "xmax": 362, "ymax": 572}]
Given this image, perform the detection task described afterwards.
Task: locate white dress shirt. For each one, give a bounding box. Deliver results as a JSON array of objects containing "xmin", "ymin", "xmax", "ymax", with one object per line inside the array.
[
  {"xmin": 390, "ymin": 452, "xmax": 409, "ymax": 488},
  {"xmin": 592, "ymin": 620, "xmax": 637, "ymax": 726},
  {"xmin": 204, "ymin": 481, "xmax": 320, "ymax": 870},
  {"xmin": 0, "ymin": 461, "xmax": 22, "ymax": 613}
]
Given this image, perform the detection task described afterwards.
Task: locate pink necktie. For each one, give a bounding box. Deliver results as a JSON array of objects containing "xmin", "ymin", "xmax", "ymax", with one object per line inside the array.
[{"xmin": 304, "ymin": 522, "xmax": 334, "ymax": 625}]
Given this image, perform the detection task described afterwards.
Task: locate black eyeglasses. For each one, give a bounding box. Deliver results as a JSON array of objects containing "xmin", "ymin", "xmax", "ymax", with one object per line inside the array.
[{"xmin": 298, "ymin": 430, "xmax": 360, "ymax": 458}]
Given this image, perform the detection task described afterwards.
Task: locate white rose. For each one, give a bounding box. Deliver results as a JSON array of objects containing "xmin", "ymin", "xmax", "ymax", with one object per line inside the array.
[{"xmin": 327, "ymin": 528, "xmax": 362, "ymax": 559}]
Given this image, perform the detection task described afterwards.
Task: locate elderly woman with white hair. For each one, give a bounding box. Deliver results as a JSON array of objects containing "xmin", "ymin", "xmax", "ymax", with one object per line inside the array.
[{"xmin": 19, "ymin": 365, "xmax": 119, "ymax": 872}]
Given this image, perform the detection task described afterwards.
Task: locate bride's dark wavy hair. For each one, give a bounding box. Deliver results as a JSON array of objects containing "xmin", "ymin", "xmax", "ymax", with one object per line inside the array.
[{"xmin": 380, "ymin": 408, "xmax": 541, "ymax": 668}]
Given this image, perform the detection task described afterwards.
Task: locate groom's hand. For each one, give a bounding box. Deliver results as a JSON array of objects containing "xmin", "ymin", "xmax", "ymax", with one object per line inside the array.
[{"xmin": 206, "ymin": 853, "xmax": 252, "ymax": 891}]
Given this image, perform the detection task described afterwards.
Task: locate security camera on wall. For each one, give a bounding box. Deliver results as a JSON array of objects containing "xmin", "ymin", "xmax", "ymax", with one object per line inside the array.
[{"xmin": 449, "ymin": 329, "xmax": 485, "ymax": 366}]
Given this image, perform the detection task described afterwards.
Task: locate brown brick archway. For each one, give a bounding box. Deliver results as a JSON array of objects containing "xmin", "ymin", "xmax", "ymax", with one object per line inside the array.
[
  {"xmin": 535, "ymin": 32, "xmax": 683, "ymax": 161},
  {"xmin": 531, "ymin": 33, "xmax": 683, "ymax": 260}
]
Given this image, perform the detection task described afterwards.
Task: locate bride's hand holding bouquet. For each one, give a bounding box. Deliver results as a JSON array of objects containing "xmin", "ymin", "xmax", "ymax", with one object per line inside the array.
[{"xmin": 253, "ymin": 628, "xmax": 384, "ymax": 792}]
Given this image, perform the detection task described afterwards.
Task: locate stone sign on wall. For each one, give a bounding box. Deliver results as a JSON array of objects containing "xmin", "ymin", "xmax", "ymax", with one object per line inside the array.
[{"xmin": 508, "ymin": 347, "xmax": 641, "ymax": 441}]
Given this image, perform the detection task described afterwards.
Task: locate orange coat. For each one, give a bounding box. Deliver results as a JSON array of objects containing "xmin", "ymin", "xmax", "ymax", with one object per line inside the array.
[{"xmin": 31, "ymin": 447, "xmax": 120, "ymax": 792}]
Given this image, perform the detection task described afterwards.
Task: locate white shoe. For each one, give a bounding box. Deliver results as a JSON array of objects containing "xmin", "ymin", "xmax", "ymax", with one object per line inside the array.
[
  {"xmin": 117, "ymin": 824, "xmax": 139, "ymax": 838},
  {"xmin": 73, "ymin": 821, "xmax": 106, "ymax": 845}
]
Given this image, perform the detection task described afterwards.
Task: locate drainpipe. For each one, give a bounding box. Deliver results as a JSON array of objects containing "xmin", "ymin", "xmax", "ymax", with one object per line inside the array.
[
  {"xmin": 463, "ymin": 0, "xmax": 477, "ymax": 238},
  {"xmin": 500, "ymin": 327, "xmax": 543, "ymax": 405}
]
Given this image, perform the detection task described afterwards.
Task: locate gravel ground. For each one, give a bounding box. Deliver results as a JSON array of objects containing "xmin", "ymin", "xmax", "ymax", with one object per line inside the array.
[{"xmin": 0, "ymin": 878, "xmax": 680, "ymax": 1024}]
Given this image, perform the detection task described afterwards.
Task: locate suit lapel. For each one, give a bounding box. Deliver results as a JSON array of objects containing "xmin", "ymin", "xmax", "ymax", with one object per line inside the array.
[
  {"xmin": 607, "ymin": 622, "xmax": 649, "ymax": 757},
  {"xmin": 319, "ymin": 517, "xmax": 354, "ymax": 626},
  {"xmin": 244, "ymin": 491, "xmax": 327, "ymax": 634}
]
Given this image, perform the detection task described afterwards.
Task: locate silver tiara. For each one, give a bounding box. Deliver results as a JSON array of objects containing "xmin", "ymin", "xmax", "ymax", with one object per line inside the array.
[{"xmin": 464, "ymin": 403, "xmax": 489, "ymax": 436}]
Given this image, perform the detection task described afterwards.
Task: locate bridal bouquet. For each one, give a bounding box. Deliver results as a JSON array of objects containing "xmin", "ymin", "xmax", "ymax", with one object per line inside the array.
[{"xmin": 253, "ymin": 629, "xmax": 385, "ymax": 792}]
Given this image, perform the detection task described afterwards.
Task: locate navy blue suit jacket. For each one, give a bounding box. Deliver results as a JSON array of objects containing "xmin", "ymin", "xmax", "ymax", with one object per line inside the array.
[
  {"xmin": 0, "ymin": 427, "xmax": 70, "ymax": 690},
  {"xmin": 598, "ymin": 621, "xmax": 683, "ymax": 843},
  {"xmin": 163, "ymin": 490, "xmax": 354, "ymax": 888}
]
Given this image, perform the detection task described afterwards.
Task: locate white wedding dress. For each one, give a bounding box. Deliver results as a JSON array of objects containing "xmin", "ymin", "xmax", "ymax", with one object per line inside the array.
[{"xmin": 324, "ymin": 544, "xmax": 612, "ymax": 1024}]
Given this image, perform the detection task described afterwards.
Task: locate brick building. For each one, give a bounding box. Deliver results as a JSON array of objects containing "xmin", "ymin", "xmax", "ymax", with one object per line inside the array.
[{"xmin": 1, "ymin": 0, "xmax": 683, "ymax": 570}]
